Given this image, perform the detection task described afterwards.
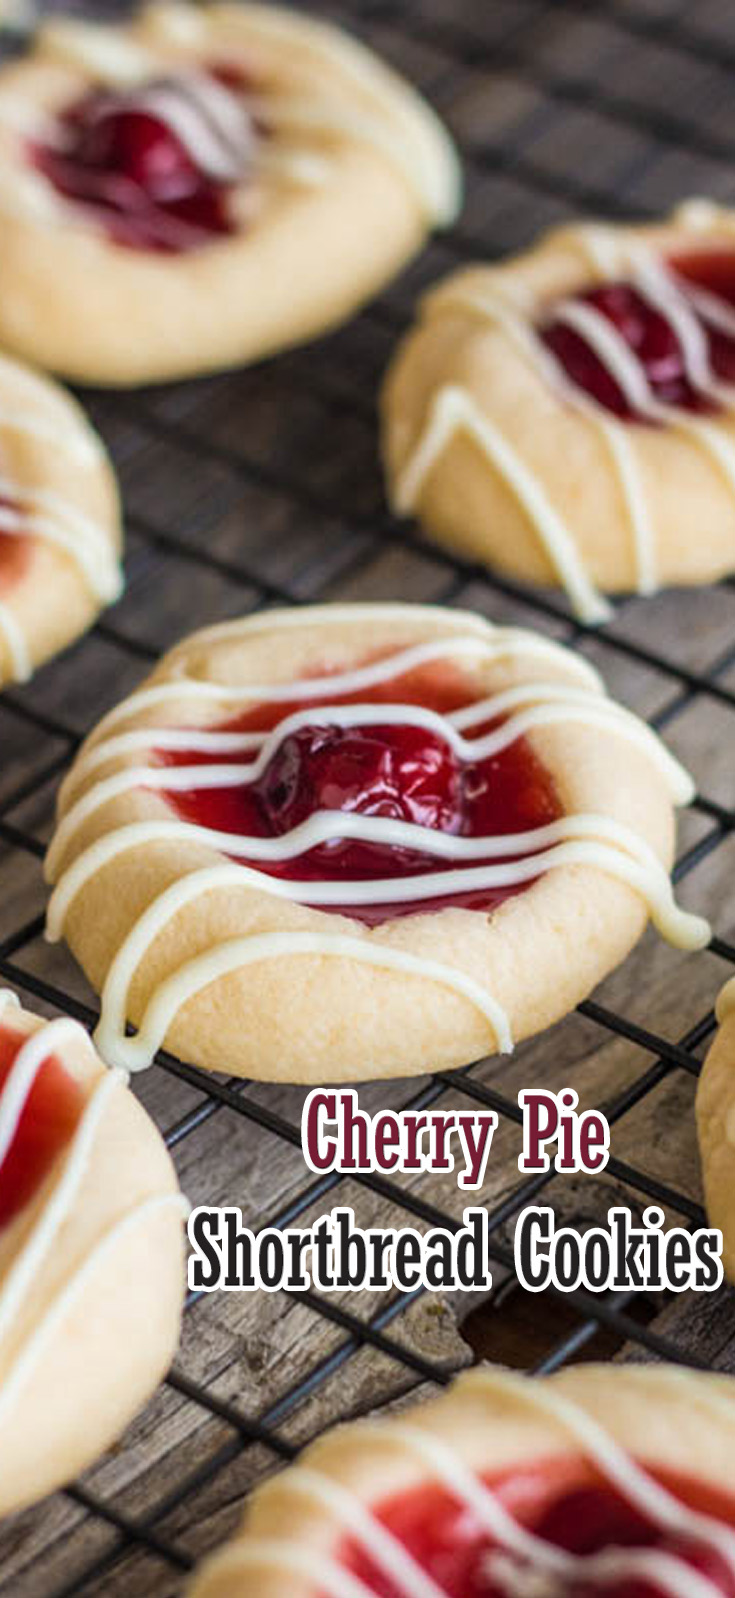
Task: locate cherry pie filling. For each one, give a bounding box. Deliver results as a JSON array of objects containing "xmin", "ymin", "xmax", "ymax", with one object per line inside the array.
[
  {"xmin": 32, "ymin": 65, "xmax": 256, "ymax": 252},
  {"xmin": 539, "ymin": 251, "xmax": 735, "ymax": 420},
  {"xmin": 157, "ymin": 660, "xmax": 563, "ymax": 924},
  {"xmin": 339, "ymin": 1459, "xmax": 735, "ymax": 1597},
  {"xmin": 0, "ymin": 493, "xmax": 31, "ymax": 594},
  {"xmin": 0, "ymin": 1024, "xmax": 84, "ymax": 1230}
]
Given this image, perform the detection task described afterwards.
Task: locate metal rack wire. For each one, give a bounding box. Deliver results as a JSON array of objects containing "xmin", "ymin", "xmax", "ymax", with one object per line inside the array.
[{"xmin": 2, "ymin": 0, "xmax": 735, "ymax": 1591}]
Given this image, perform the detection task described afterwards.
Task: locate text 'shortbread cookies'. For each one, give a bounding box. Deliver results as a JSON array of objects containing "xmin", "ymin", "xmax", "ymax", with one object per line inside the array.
[
  {"xmin": 0, "ymin": 352, "xmax": 121, "ymax": 687},
  {"xmin": 0, "ymin": 2, "xmax": 460, "ymax": 384},
  {"xmin": 0, "ymin": 989, "xmax": 186, "ymax": 1515},
  {"xmin": 45, "ymin": 603, "xmax": 708, "ymax": 1083},
  {"xmin": 382, "ymin": 202, "xmax": 735, "ymax": 622},
  {"xmin": 188, "ymin": 1362, "xmax": 735, "ymax": 1597}
]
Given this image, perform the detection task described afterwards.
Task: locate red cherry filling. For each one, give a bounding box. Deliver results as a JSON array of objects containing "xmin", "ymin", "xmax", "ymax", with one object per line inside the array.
[
  {"xmin": 0, "ymin": 493, "xmax": 31, "ymax": 594},
  {"xmin": 0, "ymin": 1024, "xmax": 85, "ymax": 1230},
  {"xmin": 255, "ymin": 722, "xmax": 464, "ymax": 877},
  {"xmin": 156, "ymin": 660, "xmax": 562, "ymax": 924},
  {"xmin": 32, "ymin": 66, "xmax": 254, "ymax": 252},
  {"xmin": 339, "ymin": 1460, "xmax": 735, "ymax": 1597},
  {"xmin": 539, "ymin": 251, "xmax": 735, "ymax": 420},
  {"xmin": 75, "ymin": 105, "xmax": 200, "ymax": 197}
]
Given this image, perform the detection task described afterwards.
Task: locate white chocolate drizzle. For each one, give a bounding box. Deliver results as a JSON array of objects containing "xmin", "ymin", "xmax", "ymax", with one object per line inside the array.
[
  {"xmin": 246, "ymin": 92, "xmax": 457, "ymax": 217},
  {"xmin": 97, "ymin": 931, "xmax": 514, "ymax": 1074},
  {"xmin": 0, "ymin": 349, "xmax": 104, "ymax": 467},
  {"xmin": 45, "ymin": 615, "xmax": 708, "ymax": 1073},
  {"xmin": 0, "ymin": 4, "xmax": 459, "ymax": 233},
  {"xmin": 0, "ymin": 598, "xmax": 30, "ymax": 681},
  {"xmin": 393, "ymin": 209, "xmax": 735, "ymax": 622},
  {"xmin": 194, "ymin": 1367, "xmax": 735, "ymax": 1598},
  {"xmin": 0, "ymin": 403, "xmax": 102, "ymax": 463},
  {"xmin": 78, "ymin": 630, "xmax": 604, "ymax": 748},
  {"xmin": 393, "ymin": 386, "xmax": 611, "ymax": 626},
  {"xmin": 0, "ymin": 990, "xmax": 186, "ymax": 1422},
  {"xmin": 146, "ymin": 2, "xmax": 461, "ymax": 222},
  {"xmin": 0, "ymin": 474, "xmax": 122, "ymax": 603},
  {"xmin": 0, "ymin": 378, "xmax": 121, "ymax": 682},
  {"xmin": 77, "ymin": 71, "xmax": 256, "ymax": 185},
  {"xmin": 0, "ymin": 1190, "xmax": 186, "ymax": 1429}
]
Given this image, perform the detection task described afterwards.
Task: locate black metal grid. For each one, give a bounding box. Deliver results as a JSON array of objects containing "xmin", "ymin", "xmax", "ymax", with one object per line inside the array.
[{"xmin": 2, "ymin": 0, "xmax": 735, "ymax": 1591}]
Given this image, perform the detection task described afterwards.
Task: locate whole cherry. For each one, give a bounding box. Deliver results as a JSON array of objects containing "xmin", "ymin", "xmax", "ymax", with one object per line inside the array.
[{"xmin": 254, "ymin": 722, "xmax": 464, "ymax": 839}]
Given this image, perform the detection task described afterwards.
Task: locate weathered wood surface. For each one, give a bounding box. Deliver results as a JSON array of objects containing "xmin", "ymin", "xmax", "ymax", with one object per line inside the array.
[{"xmin": 2, "ymin": 0, "xmax": 735, "ymax": 1592}]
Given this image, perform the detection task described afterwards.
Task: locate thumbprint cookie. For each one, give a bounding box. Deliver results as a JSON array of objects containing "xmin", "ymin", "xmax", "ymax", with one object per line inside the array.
[
  {"xmin": 0, "ymin": 352, "xmax": 121, "ymax": 687},
  {"xmin": 697, "ymin": 975, "xmax": 735, "ymax": 1282},
  {"xmin": 382, "ymin": 200, "xmax": 735, "ymax": 623},
  {"xmin": 44, "ymin": 603, "xmax": 707, "ymax": 1083},
  {"xmin": 0, "ymin": 988, "xmax": 186, "ymax": 1515},
  {"xmin": 188, "ymin": 1361, "xmax": 735, "ymax": 1597},
  {"xmin": 0, "ymin": 2, "xmax": 460, "ymax": 385}
]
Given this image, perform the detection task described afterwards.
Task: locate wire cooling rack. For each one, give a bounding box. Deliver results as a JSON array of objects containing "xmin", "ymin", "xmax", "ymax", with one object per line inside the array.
[{"xmin": 2, "ymin": 0, "xmax": 735, "ymax": 1591}]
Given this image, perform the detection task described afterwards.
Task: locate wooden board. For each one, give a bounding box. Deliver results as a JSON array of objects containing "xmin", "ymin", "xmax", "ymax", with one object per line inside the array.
[{"xmin": 1, "ymin": 0, "xmax": 735, "ymax": 1592}]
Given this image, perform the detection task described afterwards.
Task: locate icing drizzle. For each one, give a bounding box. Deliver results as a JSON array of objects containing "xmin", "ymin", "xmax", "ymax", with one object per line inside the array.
[
  {"xmin": 88, "ymin": 72, "xmax": 255, "ymax": 186},
  {"xmin": 0, "ymin": 990, "xmax": 186, "ymax": 1420},
  {"xmin": 0, "ymin": 4, "xmax": 460, "ymax": 242},
  {"xmin": 0, "ymin": 996, "xmax": 85, "ymax": 1228},
  {"xmin": 0, "ymin": 371, "xmax": 121, "ymax": 683},
  {"xmin": 391, "ymin": 205, "xmax": 735, "ymax": 623},
  {"xmin": 44, "ymin": 610, "xmax": 708, "ymax": 1074},
  {"xmin": 33, "ymin": 68, "xmax": 257, "ymax": 252},
  {"xmin": 192, "ymin": 1368, "xmax": 735, "ymax": 1598}
]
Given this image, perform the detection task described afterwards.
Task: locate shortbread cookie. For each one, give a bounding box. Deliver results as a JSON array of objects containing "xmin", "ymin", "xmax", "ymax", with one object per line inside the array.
[
  {"xmin": 697, "ymin": 975, "xmax": 735, "ymax": 1281},
  {"xmin": 0, "ymin": 988, "xmax": 186, "ymax": 1515},
  {"xmin": 0, "ymin": 2, "xmax": 460, "ymax": 385},
  {"xmin": 382, "ymin": 200, "xmax": 735, "ymax": 623},
  {"xmin": 44, "ymin": 603, "xmax": 708, "ymax": 1083},
  {"xmin": 188, "ymin": 1362, "xmax": 735, "ymax": 1597},
  {"xmin": 0, "ymin": 352, "xmax": 121, "ymax": 687}
]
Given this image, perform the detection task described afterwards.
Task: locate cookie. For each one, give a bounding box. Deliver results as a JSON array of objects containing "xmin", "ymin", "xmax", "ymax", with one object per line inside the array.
[
  {"xmin": 382, "ymin": 200, "xmax": 735, "ymax": 623},
  {"xmin": 0, "ymin": 988, "xmax": 186, "ymax": 1515},
  {"xmin": 0, "ymin": 2, "xmax": 460, "ymax": 384},
  {"xmin": 697, "ymin": 975, "xmax": 735, "ymax": 1281},
  {"xmin": 187, "ymin": 1362, "xmax": 735, "ymax": 1596},
  {"xmin": 44, "ymin": 603, "xmax": 708, "ymax": 1083},
  {"xmin": 0, "ymin": 351, "xmax": 121, "ymax": 687}
]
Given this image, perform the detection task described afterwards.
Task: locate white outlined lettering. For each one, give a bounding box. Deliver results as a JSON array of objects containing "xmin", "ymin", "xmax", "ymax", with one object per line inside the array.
[
  {"xmin": 518, "ymin": 1088, "xmax": 609, "ymax": 1175},
  {"xmin": 301, "ymin": 1088, "xmax": 498, "ymax": 1190},
  {"xmin": 514, "ymin": 1204, "xmax": 723, "ymax": 1294},
  {"xmin": 187, "ymin": 1205, "xmax": 493, "ymax": 1293}
]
